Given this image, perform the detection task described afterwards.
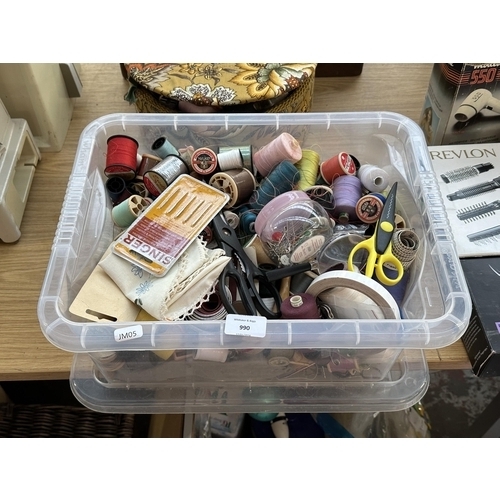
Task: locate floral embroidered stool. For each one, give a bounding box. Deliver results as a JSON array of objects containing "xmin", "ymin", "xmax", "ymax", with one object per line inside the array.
[{"xmin": 122, "ymin": 63, "xmax": 317, "ymax": 114}]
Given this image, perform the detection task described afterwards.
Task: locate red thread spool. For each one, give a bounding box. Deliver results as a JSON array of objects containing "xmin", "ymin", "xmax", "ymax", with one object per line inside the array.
[
  {"xmin": 105, "ymin": 135, "xmax": 139, "ymax": 181},
  {"xmin": 320, "ymin": 152, "xmax": 357, "ymax": 184}
]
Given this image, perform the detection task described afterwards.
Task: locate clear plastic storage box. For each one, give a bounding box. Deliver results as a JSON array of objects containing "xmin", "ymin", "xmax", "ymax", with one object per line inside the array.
[
  {"xmin": 38, "ymin": 112, "xmax": 471, "ymax": 353},
  {"xmin": 70, "ymin": 349, "xmax": 429, "ymax": 414}
]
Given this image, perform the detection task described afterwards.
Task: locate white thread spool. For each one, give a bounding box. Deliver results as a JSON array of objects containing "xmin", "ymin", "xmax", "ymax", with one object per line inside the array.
[
  {"xmin": 223, "ymin": 210, "xmax": 240, "ymax": 229},
  {"xmin": 357, "ymin": 164, "xmax": 390, "ymax": 193},
  {"xmin": 218, "ymin": 149, "xmax": 244, "ymax": 171}
]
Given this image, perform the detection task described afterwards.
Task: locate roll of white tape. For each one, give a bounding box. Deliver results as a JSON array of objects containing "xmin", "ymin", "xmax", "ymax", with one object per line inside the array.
[{"xmin": 305, "ymin": 270, "xmax": 400, "ymax": 320}]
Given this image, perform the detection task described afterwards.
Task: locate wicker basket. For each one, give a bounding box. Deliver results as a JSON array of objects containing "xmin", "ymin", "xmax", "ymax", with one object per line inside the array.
[{"xmin": 0, "ymin": 403, "xmax": 135, "ymax": 438}]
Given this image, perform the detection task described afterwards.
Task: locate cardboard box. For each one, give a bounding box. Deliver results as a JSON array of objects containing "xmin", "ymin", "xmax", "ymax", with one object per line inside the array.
[
  {"xmin": 460, "ymin": 257, "xmax": 500, "ymax": 377},
  {"xmin": 420, "ymin": 63, "xmax": 500, "ymax": 146},
  {"xmin": 427, "ymin": 142, "xmax": 500, "ymax": 258}
]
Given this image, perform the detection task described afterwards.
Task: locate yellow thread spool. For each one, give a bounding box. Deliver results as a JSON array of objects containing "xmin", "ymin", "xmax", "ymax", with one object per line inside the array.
[{"xmin": 295, "ymin": 150, "xmax": 320, "ymax": 190}]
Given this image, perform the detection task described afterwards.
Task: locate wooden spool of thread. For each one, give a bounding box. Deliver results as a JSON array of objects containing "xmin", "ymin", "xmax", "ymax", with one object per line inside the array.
[
  {"xmin": 105, "ymin": 135, "xmax": 139, "ymax": 181},
  {"xmin": 355, "ymin": 193, "xmax": 386, "ymax": 224},
  {"xmin": 191, "ymin": 147, "xmax": 218, "ymax": 176},
  {"xmin": 253, "ymin": 133, "xmax": 302, "ymax": 176},
  {"xmin": 280, "ymin": 293, "xmax": 321, "ymax": 319},
  {"xmin": 320, "ymin": 152, "xmax": 357, "ymax": 184},
  {"xmin": 137, "ymin": 153, "xmax": 162, "ymax": 179},
  {"xmin": 111, "ymin": 195, "xmax": 149, "ymax": 228},
  {"xmin": 209, "ymin": 169, "xmax": 256, "ymax": 208}
]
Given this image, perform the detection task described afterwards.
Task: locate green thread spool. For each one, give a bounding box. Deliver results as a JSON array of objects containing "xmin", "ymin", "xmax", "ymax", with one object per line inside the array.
[{"xmin": 111, "ymin": 195, "xmax": 148, "ymax": 228}]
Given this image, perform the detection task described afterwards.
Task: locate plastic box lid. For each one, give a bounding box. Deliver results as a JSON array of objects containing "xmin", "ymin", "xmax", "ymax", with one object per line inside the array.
[
  {"xmin": 38, "ymin": 112, "xmax": 471, "ymax": 353},
  {"xmin": 70, "ymin": 349, "xmax": 429, "ymax": 414}
]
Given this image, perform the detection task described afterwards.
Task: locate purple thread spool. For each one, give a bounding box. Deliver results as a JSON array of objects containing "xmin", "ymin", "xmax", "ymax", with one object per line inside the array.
[
  {"xmin": 331, "ymin": 174, "xmax": 362, "ymax": 224},
  {"xmin": 280, "ymin": 293, "xmax": 321, "ymax": 319}
]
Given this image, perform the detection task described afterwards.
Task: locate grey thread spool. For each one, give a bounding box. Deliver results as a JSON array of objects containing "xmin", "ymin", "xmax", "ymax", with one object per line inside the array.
[{"xmin": 143, "ymin": 154, "xmax": 189, "ymax": 198}]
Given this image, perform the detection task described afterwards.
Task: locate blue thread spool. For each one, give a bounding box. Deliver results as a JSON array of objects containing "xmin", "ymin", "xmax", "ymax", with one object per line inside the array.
[
  {"xmin": 239, "ymin": 209, "xmax": 258, "ymax": 235},
  {"xmin": 151, "ymin": 136, "xmax": 178, "ymax": 159},
  {"xmin": 248, "ymin": 161, "xmax": 300, "ymax": 212}
]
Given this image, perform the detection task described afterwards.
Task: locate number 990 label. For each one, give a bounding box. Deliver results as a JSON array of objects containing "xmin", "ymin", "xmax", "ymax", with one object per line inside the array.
[{"xmin": 225, "ymin": 314, "xmax": 267, "ymax": 338}]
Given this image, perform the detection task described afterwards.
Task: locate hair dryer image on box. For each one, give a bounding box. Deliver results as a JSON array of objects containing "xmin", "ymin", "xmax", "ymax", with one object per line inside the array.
[{"xmin": 455, "ymin": 89, "xmax": 500, "ymax": 122}]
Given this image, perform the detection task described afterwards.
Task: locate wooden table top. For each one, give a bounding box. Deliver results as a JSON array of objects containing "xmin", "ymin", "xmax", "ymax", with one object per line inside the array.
[{"xmin": 0, "ymin": 63, "xmax": 471, "ymax": 381}]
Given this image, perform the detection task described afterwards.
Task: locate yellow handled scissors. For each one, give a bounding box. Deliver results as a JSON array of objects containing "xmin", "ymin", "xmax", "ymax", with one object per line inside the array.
[{"xmin": 347, "ymin": 182, "xmax": 404, "ymax": 286}]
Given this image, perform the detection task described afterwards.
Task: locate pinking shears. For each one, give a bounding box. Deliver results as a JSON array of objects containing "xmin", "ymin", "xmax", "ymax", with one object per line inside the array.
[{"xmin": 347, "ymin": 182, "xmax": 404, "ymax": 286}]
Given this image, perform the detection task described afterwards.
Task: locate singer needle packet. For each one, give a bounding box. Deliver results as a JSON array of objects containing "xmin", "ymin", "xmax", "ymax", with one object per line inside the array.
[{"xmin": 112, "ymin": 174, "xmax": 229, "ymax": 277}]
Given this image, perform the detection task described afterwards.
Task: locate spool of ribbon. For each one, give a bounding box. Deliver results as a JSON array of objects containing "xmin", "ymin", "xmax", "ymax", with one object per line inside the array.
[
  {"xmin": 391, "ymin": 229, "xmax": 420, "ymax": 270},
  {"xmin": 253, "ymin": 133, "xmax": 302, "ymax": 176}
]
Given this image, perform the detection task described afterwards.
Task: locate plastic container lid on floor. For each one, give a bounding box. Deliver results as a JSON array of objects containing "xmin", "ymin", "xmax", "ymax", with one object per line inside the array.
[{"xmin": 37, "ymin": 112, "xmax": 471, "ymax": 353}]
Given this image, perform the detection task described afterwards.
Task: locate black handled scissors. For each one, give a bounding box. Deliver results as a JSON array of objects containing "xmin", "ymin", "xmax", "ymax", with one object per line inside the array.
[
  {"xmin": 212, "ymin": 212, "xmax": 283, "ymax": 319},
  {"xmin": 347, "ymin": 182, "xmax": 404, "ymax": 286}
]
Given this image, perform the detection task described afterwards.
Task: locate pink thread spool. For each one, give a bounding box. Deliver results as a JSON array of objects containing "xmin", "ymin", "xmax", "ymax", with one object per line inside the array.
[
  {"xmin": 320, "ymin": 152, "xmax": 357, "ymax": 184},
  {"xmin": 253, "ymin": 133, "xmax": 302, "ymax": 176},
  {"xmin": 280, "ymin": 293, "xmax": 321, "ymax": 319}
]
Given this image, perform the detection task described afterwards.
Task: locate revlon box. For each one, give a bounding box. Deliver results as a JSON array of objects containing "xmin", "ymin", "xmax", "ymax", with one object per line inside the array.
[{"xmin": 420, "ymin": 63, "xmax": 500, "ymax": 146}]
